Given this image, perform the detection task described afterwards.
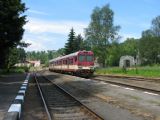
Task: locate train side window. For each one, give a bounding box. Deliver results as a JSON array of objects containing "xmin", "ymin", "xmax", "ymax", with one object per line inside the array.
[
  {"xmin": 79, "ymin": 55, "xmax": 85, "ymax": 62},
  {"xmin": 86, "ymin": 55, "xmax": 93, "ymax": 62}
]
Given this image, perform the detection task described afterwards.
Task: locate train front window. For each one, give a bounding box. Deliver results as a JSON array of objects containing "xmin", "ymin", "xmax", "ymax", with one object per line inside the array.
[
  {"xmin": 78, "ymin": 55, "xmax": 85, "ymax": 62},
  {"xmin": 86, "ymin": 55, "xmax": 93, "ymax": 62}
]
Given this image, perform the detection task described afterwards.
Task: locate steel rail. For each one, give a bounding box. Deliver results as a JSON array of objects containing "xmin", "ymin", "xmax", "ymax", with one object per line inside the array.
[
  {"xmin": 34, "ymin": 73, "xmax": 52, "ymax": 120},
  {"xmin": 92, "ymin": 78, "xmax": 160, "ymax": 95},
  {"xmin": 95, "ymin": 75, "xmax": 160, "ymax": 82},
  {"xmin": 41, "ymin": 75, "xmax": 104, "ymax": 120}
]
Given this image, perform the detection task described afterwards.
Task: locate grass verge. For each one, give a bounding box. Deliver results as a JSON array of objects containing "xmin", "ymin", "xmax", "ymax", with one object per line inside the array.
[{"xmin": 95, "ymin": 66, "xmax": 160, "ymax": 78}]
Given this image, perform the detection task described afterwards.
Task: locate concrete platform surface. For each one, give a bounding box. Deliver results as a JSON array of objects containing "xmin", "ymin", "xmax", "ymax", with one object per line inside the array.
[{"xmin": 0, "ymin": 74, "xmax": 26, "ymax": 120}]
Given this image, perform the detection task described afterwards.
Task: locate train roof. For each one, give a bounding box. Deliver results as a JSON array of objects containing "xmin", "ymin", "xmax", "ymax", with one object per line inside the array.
[{"xmin": 49, "ymin": 51, "xmax": 93, "ymax": 63}]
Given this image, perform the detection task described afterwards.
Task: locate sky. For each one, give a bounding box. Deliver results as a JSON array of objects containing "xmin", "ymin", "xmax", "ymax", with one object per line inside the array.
[{"xmin": 22, "ymin": 0, "xmax": 160, "ymax": 51}]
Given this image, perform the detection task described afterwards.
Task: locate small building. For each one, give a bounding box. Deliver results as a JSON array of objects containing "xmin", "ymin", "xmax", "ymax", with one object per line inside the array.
[
  {"xmin": 15, "ymin": 61, "xmax": 31, "ymax": 67},
  {"xmin": 15, "ymin": 60, "xmax": 41, "ymax": 67},
  {"xmin": 119, "ymin": 55, "xmax": 135, "ymax": 68},
  {"xmin": 26, "ymin": 60, "xmax": 41, "ymax": 67}
]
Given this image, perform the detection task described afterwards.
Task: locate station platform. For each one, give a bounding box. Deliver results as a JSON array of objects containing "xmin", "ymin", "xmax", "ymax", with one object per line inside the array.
[{"xmin": 0, "ymin": 74, "xmax": 26, "ymax": 120}]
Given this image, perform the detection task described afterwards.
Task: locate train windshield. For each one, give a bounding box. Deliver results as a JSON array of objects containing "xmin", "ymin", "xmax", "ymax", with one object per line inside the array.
[
  {"xmin": 86, "ymin": 55, "xmax": 93, "ymax": 62},
  {"xmin": 79, "ymin": 55, "xmax": 85, "ymax": 62},
  {"xmin": 78, "ymin": 55, "xmax": 93, "ymax": 62}
]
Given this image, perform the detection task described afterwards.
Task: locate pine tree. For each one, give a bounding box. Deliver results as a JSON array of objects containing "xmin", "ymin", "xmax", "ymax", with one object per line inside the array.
[
  {"xmin": 64, "ymin": 28, "xmax": 76, "ymax": 55},
  {"xmin": 74, "ymin": 34, "xmax": 84, "ymax": 51},
  {"xmin": 0, "ymin": 0, "xmax": 27, "ymax": 69}
]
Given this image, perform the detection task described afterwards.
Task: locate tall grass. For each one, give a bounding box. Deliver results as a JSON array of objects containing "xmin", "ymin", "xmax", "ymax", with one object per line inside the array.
[{"xmin": 95, "ymin": 66, "xmax": 160, "ymax": 78}]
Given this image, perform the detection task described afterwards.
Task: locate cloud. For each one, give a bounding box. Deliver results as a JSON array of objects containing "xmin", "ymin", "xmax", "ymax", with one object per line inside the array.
[
  {"xmin": 25, "ymin": 40, "xmax": 46, "ymax": 51},
  {"xmin": 24, "ymin": 17, "xmax": 88, "ymax": 36},
  {"xmin": 23, "ymin": 17, "xmax": 88, "ymax": 51},
  {"xmin": 23, "ymin": 32, "xmax": 64, "ymax": 51},
  {"xmin": 28, "ymin": 10, "xmax": 49, "ymax": 15}
]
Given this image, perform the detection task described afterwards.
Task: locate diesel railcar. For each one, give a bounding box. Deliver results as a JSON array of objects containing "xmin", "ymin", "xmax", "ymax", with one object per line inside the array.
[{"xmin": 49, "ymin": 51, "xmax": 95, "ymax": 77}]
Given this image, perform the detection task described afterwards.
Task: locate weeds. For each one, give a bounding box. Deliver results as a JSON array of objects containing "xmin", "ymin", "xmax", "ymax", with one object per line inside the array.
[{"xmin": 95, "ymin": 66, "xmax": 160, "ymax": 78}]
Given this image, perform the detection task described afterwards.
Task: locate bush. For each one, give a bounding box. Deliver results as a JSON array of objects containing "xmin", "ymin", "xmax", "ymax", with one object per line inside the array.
[{"xmin": 0, "ymin": 66, "xmax": 30, "ymax": 75}]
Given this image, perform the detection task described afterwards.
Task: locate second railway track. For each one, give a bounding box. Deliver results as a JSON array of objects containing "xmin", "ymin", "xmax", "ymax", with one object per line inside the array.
[
  {"xmin": 34, "ymin": 73, "xmax": 103, "ymax": 120},
  {"xmin": 92, "ymin": 77, "xmax": 160, "ymax": 95}
]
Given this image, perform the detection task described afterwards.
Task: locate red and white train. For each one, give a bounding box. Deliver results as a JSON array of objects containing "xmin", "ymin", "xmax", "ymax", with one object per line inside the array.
[{"xmin": 49, "ymin": 50, "xmax": 95, "ymax": 77}]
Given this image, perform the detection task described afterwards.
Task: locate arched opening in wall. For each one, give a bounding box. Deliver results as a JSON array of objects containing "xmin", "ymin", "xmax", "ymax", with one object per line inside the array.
[{"xmin": 125, "ymin": 60, "xmax": 130, "ymax": 67}]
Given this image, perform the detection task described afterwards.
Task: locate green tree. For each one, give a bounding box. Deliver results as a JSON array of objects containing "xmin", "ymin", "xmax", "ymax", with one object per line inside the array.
[
  {"xmin": 142, "ymin": 29, "xmax": 154, "ymax": 37},
  {"xmin": 107, "ymin": 42, "xmax": 121, "ymax": 66},
  {"xmin": 74, "ymin": 34, "xmax": 84, "ymax": 51},
  {"xmin": 139, "ymin": 36, "xmax": 160, "ymax": 64},
  {"xmin": 17, "ymin": 48, "xmax": 26, "ymax": 62},
  {"xmin": 7, "ymin": 48, "xmax": 19, "ymax": 69},
  {"xmin": 56, "ymin": 48, "xmax": 65, "ymax": 55},
  {"xmin": 26, "ymin": 48, "xmax": 65, "ymax": 66},
  {"xmin": 85, "ymin": 4, "xmax": 120, "ymax": 67},
  {"xmin": 5, "ymin": 47, "xmax": 26, "ymax": 69},
  {"xmin": 139, "ymin": 16, "xmax": 160, "ymax": 64},
  {"xmin": 151, "ymin": 16, "xmax": 160, "ymax": 37},
  {"xmin": 0, "ymin": 0, "xmax": 27, "ymax": 69},
  {"xmin": 120, "ymin": 38, "xmax": 138, "ymax": 57},
  {"xmin": 40, "ymin": 51, "xmax": 48, "ymax": 64},
  {"xmin": 142, "ymin": 16, "xmax": 160, "ymax": 38},
  {"xmin": 65, "ymin": 28, "xmax": 76, "ymax": 55}
]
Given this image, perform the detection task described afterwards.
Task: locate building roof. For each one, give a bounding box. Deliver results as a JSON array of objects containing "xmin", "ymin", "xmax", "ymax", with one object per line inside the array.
[{"xmin": 49, "ymin": 50, "xmax": 93, "ymax": 63}]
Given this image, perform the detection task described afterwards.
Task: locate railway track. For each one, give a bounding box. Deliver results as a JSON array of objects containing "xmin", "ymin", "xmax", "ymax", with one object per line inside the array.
[
  {"xmin": 34, "ymin": 73, "xmax": 103, "ymax": 120},
  {"xmin": 92, "ymin": 77, "xmax": 160, "ymax": 95},
  {"xmin": 95, "ymin": 75, "xmax": 160, "ymax": 82}
]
